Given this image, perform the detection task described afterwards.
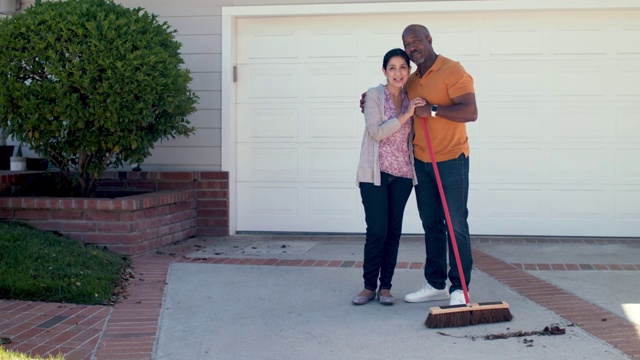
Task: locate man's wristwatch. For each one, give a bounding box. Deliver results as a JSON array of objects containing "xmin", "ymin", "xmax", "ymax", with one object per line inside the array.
[{"xmin": 431, "ymin": 105, "xmax": 438, "ymax": 117}]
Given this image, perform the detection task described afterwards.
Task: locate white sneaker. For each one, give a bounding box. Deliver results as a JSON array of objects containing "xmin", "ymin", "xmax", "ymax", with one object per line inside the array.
[
  {"xmin": 404, "ymin": 283, "xmax": 449, "ymax": 303},
  {"xmin": 449, "ymin": 290, "xmax": 467, "ymax": 306}
]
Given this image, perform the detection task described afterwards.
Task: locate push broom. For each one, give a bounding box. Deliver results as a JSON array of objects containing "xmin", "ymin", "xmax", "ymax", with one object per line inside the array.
[{"xmin": 419, "ymin": 117, "xmax": 513, "ymax": 328}]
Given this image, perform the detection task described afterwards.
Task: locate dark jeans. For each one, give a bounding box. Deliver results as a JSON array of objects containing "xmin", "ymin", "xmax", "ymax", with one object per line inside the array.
[
  {"xmin": 359, "ymin": 172, "xmax": 413, "ymax": 291},
  {"xmin": 414, "ymin": 154, "xmax": 472, "ymax": 293}
]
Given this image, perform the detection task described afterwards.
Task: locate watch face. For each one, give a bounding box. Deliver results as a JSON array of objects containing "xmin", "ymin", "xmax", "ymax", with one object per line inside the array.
[{"xmin": 431, "ymin": 105, "xmax": 438, "ymax": 111}]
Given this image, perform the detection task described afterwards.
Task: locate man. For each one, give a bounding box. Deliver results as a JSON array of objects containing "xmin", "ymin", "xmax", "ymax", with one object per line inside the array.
[{"xmin": 361, "ymin": 24, "xmax": 477, "ymax": 306}]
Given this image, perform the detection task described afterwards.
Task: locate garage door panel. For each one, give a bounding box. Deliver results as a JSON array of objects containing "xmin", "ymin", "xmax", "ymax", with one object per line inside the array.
[
  {"xmin": 551, "ymin": 62, "xmax": 608, "ymax": 97},
  {"xmin": 615, "ymin": 149, "xmax": 640, "ymax": 181},
  {"xmin": 361, "ymin": 66, "xmax": 386, "ymax": 91},
  {"xmin": 615, "ymin": 189, "xmax": 640, "ymax": 220},
  {"xmin": 471, "ymin": 186, "xmax": 625, "ymax": 236},
  {"xmin": 239, "ymin": 32, "xmax": 299, "ymax": 61},
  {"xmin": 307, "ymin": 187, "xmax": 358, "ymax": 216},
  {"xmin": 308, "ymin": 107, "xmax": 361, "ymax": 139},
  {"xmin": 237, "ymin": 107, "xmax": 299, "ymax": 139},
  {"xmin": 551, "ymin": 189, "xmax": 608, "ymax": 220},
  {"xmin": 489, "ymin": 29, "xmax": 543, "ymax": 55},
  {"xmin": 473, "ymin": 145, "xmax": 620, "ymax": 185},
  {"xmin": 549, "ymin": 148, "xmax": 609, "ymax": 181},
  {"xmin": 237, "ymin": 146, "xmax": 298, "ymax": 181},
  {"xmin": 304, "ymin": 29, "xmax": 359, "ymax": 58},
  {"xmin": 484, "ymin": 63, "xmax": 545, "ymax": 97},
  {"xmin": 245, "ymin": 68, "xmax": 299, "ymax": 100},
  {"xmin": 237, "ymin": 18, "xmax": 299, "ymax": 61},
  {"xmin": 308, "ymin": 67, "xmax": 359, "ymax": 98},
  {"xmin": 238, "ymin": 64, "xmax": 371, "ymax": 103},
  {"xmin": 548, "ymin": 105, "xmax": 608, "ymax": 139},
  {"xmin": 237, "ymin": 144, "xmax": 359, "ymax": 182},
  {"xmin": 616, "ymin": 62, "xmax": 640, "ymax": 95},
  {"xmin": 551, "ymin": 28, "xmax": 608, "ymax": 55},
  {"xmin": 480, "ymin": 219, "xmax": 613, "ymax": 237},
  {"xmin": 617, "ymin": 26, "xmax": 640, "ymax": 54},
  {"xmin": 475, "ymin": 147, "xmax": 543, "ymax": 182},
  {"xmin": 237, "ymin": 104, "xmax": 361, "ymax": 143},
  {"xmin": 485, "ymin": 188, "xmax": 546, "ymax": 219},
  {"xmin": 436, "ymin": 30, "xmax": 481, "ymax": 56},
  {"xmin": 237, "ymin": 183, "xmax": 363, "ymax": 232},
  {"xmin": 307, "ymin": 148, "xmax": 358, "ymax": 181},
  {"xmin": 360, "ymin": 26, "xmax": 402, "ymax": 58},
  {"xmin": 616, "ymin": 107, "xmax": 640, "ymax": 140},
  {"xmin": 238, "ymin": 186, "xmax": 299, "ymax": 216},
  {"xmin": 475, "ymin": 105, "xmax": 543, "ymax": 139}
]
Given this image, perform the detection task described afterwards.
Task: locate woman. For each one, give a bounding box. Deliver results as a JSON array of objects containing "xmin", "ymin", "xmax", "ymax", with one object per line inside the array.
[{"xmin": 353, "ymin": 48, "xmax": 425, "ymax": 305}]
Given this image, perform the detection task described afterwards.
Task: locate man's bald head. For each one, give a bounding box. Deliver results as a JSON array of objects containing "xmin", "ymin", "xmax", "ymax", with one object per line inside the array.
[{"xmin": 402, "ymin": 24, "xmax": 430, "ymax": 39}]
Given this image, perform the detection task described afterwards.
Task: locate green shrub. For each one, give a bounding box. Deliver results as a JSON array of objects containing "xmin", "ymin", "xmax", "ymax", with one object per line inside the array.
[{"xmin": 0, "ymin": 0, "xmax": 197, "ymax": 196}]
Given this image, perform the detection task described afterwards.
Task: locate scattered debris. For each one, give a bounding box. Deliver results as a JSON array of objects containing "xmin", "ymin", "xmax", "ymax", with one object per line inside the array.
[
  {"xmin": 437, "ymin": 325, "xmax": 566, "ymax": 342},
  {"xmin": 483, "ymin": 325, "xmax": 565, "ymax": 340},
  {"xmin": 108, "ymin": 266, "xmax": 135, "ymax": 305}
]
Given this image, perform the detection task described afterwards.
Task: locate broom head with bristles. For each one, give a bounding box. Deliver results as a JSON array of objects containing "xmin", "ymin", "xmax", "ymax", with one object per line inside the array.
[{"xmin": 425, "ymin": 301, "xmax": 513, "ymax": 328}]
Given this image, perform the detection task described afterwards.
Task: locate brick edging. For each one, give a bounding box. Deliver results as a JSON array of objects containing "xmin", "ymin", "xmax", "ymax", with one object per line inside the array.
[{"xmin": 473, "ymin": 249, "xmax": 640, "ymax": 358}]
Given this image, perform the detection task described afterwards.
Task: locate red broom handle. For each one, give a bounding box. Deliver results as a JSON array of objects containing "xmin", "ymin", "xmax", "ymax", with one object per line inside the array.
[{"xmin": 419, "ymin": 117, "xmax": 471, "ymax": 305}]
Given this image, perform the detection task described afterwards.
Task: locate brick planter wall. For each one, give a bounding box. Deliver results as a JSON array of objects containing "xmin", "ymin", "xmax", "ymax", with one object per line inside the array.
[{"xmin": 0, "ymin": 171, "xmax": 229, "ymax": 255}]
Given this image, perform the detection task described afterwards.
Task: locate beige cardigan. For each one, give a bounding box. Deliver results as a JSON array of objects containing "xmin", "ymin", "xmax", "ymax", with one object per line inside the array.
[{"xmin": 356, "ymin": 84, "xmax": 418, "ymax": 186}]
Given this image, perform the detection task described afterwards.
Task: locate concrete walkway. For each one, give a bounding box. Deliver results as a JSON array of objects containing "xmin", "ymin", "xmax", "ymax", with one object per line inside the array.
[{"xmin": 1, "ymin": 235, "xmax": 639, "ymax": 359}]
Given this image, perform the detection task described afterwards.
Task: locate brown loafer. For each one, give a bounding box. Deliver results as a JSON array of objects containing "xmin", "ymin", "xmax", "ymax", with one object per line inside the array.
[
  {"xmin": 352, "ymin": 290, "xmax": 376, "ymax": 305},
  {"xmin": 377, "ymin": 290, "xmax": 394, "ymax": 305}
]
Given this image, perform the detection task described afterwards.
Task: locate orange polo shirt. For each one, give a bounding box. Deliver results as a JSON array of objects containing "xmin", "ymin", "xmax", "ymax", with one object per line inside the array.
[{"xmin": 404, "ymin": 55, "xmax": 475, "ymax": 163}]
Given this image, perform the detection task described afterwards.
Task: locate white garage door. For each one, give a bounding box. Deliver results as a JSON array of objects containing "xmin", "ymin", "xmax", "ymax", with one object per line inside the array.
[{"xmin": 234, "ymin": 9, "xmax": 640, "ymax": 237}]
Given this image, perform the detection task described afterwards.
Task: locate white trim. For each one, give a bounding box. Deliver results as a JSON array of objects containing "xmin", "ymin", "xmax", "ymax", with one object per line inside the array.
[
  {"xmin": 224, "ymin": 0, "xmax": 640, "ymax": 17},
  {"xmin": 220, "ymin": 12, "xmax": 237, "ymax": 235},
  {"xmin": 220, "ymin": 0, "xmax": 640, "ymax": 234}
]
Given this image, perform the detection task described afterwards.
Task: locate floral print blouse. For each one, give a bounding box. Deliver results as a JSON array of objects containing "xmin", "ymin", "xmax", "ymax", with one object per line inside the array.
[{"xmin": 378, "ymin": 87, "xmax": 413, "ymax": 179}]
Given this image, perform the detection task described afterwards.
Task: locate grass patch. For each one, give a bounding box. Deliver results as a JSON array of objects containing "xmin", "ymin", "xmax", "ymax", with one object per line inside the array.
[
  {"xmin": 0, "ymin": 221, "xmax": 130, "ymax": 305},
  {"xmin": 0, "ymin": 347, "xmax": 64, "ymax": 360}
]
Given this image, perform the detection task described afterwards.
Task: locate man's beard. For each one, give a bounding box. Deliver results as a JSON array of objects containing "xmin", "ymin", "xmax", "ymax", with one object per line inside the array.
[{"xmin": 410, "ymin": 51, "xmax": 424, "ymax": 65}]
